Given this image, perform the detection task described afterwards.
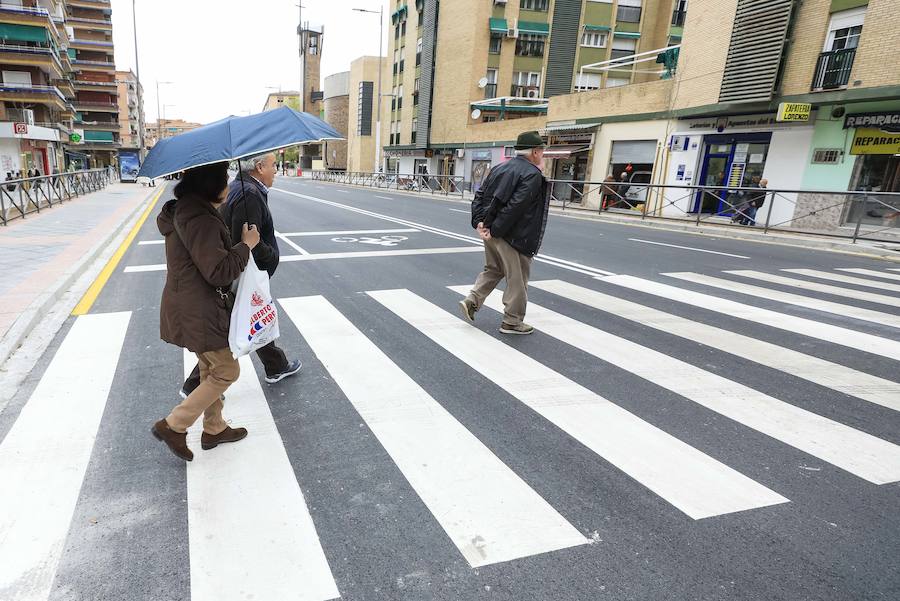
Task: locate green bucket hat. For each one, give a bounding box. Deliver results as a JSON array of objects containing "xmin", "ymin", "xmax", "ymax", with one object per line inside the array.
[{"xmin": 514, "ymin": 130, "xmax": 545, "ymax": 150}]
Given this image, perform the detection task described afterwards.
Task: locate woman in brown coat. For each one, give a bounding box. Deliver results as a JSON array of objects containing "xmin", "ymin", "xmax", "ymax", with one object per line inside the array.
[{"xmin": 151, "ymin": 162, "xmax": 260, "ymax": 461}]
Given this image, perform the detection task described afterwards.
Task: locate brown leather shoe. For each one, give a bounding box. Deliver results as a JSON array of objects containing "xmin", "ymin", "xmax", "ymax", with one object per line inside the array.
[
  {"xmin": 201, "ymin": 426, "xmax": 248, "ymax": 450},
  {"xmin": 151, "ymin": 419, "xmax": 193, "ymax": 461}
]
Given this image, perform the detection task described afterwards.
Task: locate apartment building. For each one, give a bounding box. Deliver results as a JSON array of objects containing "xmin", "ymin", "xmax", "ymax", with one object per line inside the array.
[
  {"xmin": 66, "ymin": 0, "xmax": 119, "ymax": 168},
  {"xmin": 115, "ymin": 69, "xmax": 141, "ymax": 149},
  {"xmin": 0, "ymin": 0, "xmax": 75, "ymax": 176},
  {"xmin": 144, "ymin": 118, "xmax": 201, "ymax": 149}
]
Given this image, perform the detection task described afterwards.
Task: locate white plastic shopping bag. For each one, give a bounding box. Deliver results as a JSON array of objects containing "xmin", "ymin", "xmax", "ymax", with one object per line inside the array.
[{"xmin": 228, "ymin": 256, "xmax": 280, "ymax": 357}]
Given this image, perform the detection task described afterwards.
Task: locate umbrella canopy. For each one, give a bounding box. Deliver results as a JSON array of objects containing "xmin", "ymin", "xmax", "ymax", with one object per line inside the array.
[{"xmin": 138, "ymin": 106, "xmax": 343, "ymax": 179}]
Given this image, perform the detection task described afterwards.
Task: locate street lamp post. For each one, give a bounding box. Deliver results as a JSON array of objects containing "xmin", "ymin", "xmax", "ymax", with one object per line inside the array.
[
  {"xmin": 162, "ymin": 104, "xmax": 177, "ymax": 139},
  {"xmin": 156, "ymin": 80, "xmax": 173, "ymax": 144},
  {"xmin": 353, "ymin": 5, "xmax": 384, "ymax": 173},
  {"xmin": 131, "ymin": 0, "xmax": 145, "ymax": 157}
]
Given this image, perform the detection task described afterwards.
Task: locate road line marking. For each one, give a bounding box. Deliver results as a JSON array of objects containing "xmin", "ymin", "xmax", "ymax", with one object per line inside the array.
[
  {"xmin": 665, "ymin": 272, "xmax": 900, "ymax": 329},
  {"xmin": 181, "ymin": 350, "xmax": 339, "ymax": 601},
  {"xmin": 455, "ymin": 286, "xmax": 900, "ymax": 484},
  {"xmin": 369, "ymin": 289, "xmax": 788, "ymax": 520},
  {"xmin": 271, "ymin": 188, "xmax": 616, "ymax": 278},
  {"xmin": 836, "ymin": 268, "xmax": 900, "ymax": 283},
  {"xmin": 124, "ymin": 263, "xmax": 166, "ymax": 273},
  {"xmin": 628, "ymin": 238, "xmax": 750, "ymax": 259},
  {"xmin": 531, "ymin": 279, "xmax": 900, "ymax": 413},
  {"xmin": 601, "ymin": 274, "xmax": 900, "ymax": 360},
  {"xmin": 279, "ymin": 228, "xmax": 420, "ymax": 237},
  {"xmin": 335, "ymin": 189, "xmax": 350, "ymax": 193},
  {"xmin": 275, "ymin": 231, "xmax": 310, "ymax": 255},
  {"xmin": 726, "ymin": 270, "xmax": 900, "ymax": 307},
  {"xmin": 137, "ymin": 239, "xmax": 164, "ymax": 245},
  {"xmin": 0, "ymin": 312, "xmax": 131, "ymax": 600},
  {"xmin": 449, "ymin": 208, "xmax": 469, "ymax": 213},
  {"xmin": 281, "ymin": 247, "xmax": 484, "ymax": 261},
  {"xmin": 72, "ymin": 186, "xmax": 166, "ymax": 315},
  {"xmin": 784, "ymin": 268, "xmax": 900, "ymax": 293},
  {"xmin": 280, "ymin": 296, "xmax": 587, "ymax": 566},
  {"xmin": 375, "ymin": 195, "xmax": 393, "ymax": 200}
]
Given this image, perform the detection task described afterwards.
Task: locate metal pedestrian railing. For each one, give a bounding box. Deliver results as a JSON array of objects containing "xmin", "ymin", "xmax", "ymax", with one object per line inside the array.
[
  {"xmin": 548, "ymin": 178, "xmax": 900, "ymax": 245},
  {"xmin": 0, "ymin": 168, "xmax": 117, "ymax": 226},
  {"xmin": 309, "ymin": 170, "xmax": 466, "ymax": 197}
]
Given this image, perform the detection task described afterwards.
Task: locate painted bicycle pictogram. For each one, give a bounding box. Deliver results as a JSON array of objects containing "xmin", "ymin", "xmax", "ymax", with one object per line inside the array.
[{"xmin": 330, "ymin": 235, "xmax": 409, "ymax": 247}]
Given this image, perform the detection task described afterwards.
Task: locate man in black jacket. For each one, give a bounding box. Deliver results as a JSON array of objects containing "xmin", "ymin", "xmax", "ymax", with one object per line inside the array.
[
  {"xmin": 460, "ymin": 131, "xmax": 550, "ymax": 335},
  {"xmin": 180, "ymin": 152, "xmax": 301, "ymax": 398}
]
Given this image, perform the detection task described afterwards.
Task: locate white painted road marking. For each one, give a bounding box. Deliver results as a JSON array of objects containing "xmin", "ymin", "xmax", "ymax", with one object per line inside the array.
[
  {"xmin": 784, "ymin": 268, "xmax": 900, "ymax": 293},
  {"xmin": 280, "ymin": 296, "xmax": 587, "ymax": 567},
  {"xmin": 725, "ymin": 270, "xmax": 900, "ymax": 307},
  {"xmin": 375, "ymin": 195, "xmax": 394, "ymax": 200},
  {"xmin": 275, "ymin": 231, "xmax": 310, "ymax": 255},
  {"xmin": 602, "ymin": 274, "xmax": 900, "ymax": 360},
  {"xmin": 664, "ymin": 271, "xmax": 900, "ymax": 330},
  {"xmin": 0, "ymin": 312, "xmax": 131, "ymax": 601},
  {"xmin": 124, "ymin": 263, "xmax": 166, "ymax": 272},
  {"xmin": 628, "ymin": 238, "xmax": 750, "ymax": 259},
  {"xmin": 454, "ymin": 286, "xmax": 900, "ymax": 485},
  {"xmin": 370, "ymin": 289, "xmax": 788, "ymax": 520},
  {"xmin": 138, "ymin": 239, "xmax": 164, "ymax": 245},
  {"xmin": 280, "ymin": 228, "xmax": 420, "ymax": 237},
  {"xmin": 280, "ymin": 247, "xmax": 484, "ymax": 261},
  {"xmin": 836, "ymin": 268, "xmax": 900, "ymax": 283},
  {"xmin": 531, "ymin": 279, "xmax": 900, "ymax": 413},
  {"xmin": 449, "ymin": 208, "xmax": 469, "ymax": 214},
  {"xmin": 182, "ymin": 351, "xmax": 340, "ymax": 601}
]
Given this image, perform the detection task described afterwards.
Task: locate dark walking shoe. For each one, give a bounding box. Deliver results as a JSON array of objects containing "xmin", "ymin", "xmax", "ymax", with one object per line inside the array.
[
  {"xmin": 459, "ymin": 298, "xmax": 477, "ymax": 322},
  {"xmin": 201, "ymin": 426, "xmax": 249, "ymax": 450},
  {"xmin": 265, "ymin": 359, "xmax": 302, "ymax": 384},
  {"xmin": 151, "ymin": 419, "xmax": 193, "ymax": 461},
  {"xmin": 499, "ymin": 322, "xmax": 535, "ymax": 335}
]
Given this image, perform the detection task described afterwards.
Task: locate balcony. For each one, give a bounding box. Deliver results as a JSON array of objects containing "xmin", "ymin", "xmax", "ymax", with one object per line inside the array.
[
  {"xmin": 67, "ymin": 0, "xmax": 112, "ymax": 8},
  {"xmin": 52, "ymin": 78, "xmax": 76, "ymax": 97},
  {"xmin": 0, "ymin": 5, "xmax": 62, "ymax": 39},
  {"xmin": 73, "ymin": 100, "xmax": 119, "ymax": 113},
  {"xmin": 69, "ymin": 38, "xmax": 114, "ymax": 50},
  {"xmin": 484, "ymin": 83, "xmax": 497, "ymax": 99},
  {"xmin": 66, "ymin": 16, "xmax": 113, "ymax": 30},
  {"xmin": 73, "ymin": 79, "xmax": 117, "ymax": 91},
  {"xmin": 0, "ymin": 43, "xmax": 64, "ymax": 76},
  {"xmin": 0, "ymin": 84, "xmax": 68, "ymax": 109},
  {"xmin": 72, "ymin": 58, "xmax": 116, "ymax": 71},
  {"xmin": 510, "ymin": 85, "xmax": 541, "ymax": 98},
  {"xmin": 811, "ymin": 48, "xmax": 856, "ymax": 91},
  {"xmin": 79, "ymin": 120, "xmax": 119, "ymax": 131}
]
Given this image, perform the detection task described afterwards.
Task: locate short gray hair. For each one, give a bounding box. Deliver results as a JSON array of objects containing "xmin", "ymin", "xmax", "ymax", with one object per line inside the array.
[{"xmin": 238, "ymin": 152, "xmax": 274, "ymax": 173}]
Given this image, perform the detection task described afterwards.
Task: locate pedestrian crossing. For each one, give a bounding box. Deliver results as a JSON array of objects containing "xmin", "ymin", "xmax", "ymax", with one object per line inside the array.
[{"xmin": 0, "ymin": 265, "xmax": 898, "ymax": 599}]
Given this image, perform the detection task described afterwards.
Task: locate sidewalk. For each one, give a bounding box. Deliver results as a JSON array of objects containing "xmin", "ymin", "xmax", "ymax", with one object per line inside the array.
[{"xmin": 0, "ymin": 183, "xmax": 162, "ymax": 366}]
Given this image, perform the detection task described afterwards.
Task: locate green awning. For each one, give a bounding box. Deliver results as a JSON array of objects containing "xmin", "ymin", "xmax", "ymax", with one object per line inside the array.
[
  {"xmin": 613, "ymin": 31, "xmax": 641, "ymax": 39},
  {"xmin": 518, "ymin": 21, "xmax": 550, "ymax": 35},
  {"xmin": 84, "ymin": 130, "xmax": 114, "ymax": 142},
  {"xmin": 0, "ymin": 23, "xmax": 49, "ymax": 44},
  {"xmin": 584, "ymin": 24, "xmax": 611, "ymax": 32},
  {"xmin": 489, "ymin": 18, "xmax": 508, "ymax": 33},
  {"xmin": 67, "ymin": 48, "xmax": 76, "ymax": 59}
]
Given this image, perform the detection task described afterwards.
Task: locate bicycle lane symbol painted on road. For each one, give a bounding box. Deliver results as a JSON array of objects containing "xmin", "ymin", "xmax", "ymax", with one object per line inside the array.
[{"xmin": 330, "ymin": 235, "xmax": 409, "ymax": 247}]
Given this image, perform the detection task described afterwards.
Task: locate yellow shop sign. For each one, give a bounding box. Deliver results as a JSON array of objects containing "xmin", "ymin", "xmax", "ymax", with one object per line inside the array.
[
  {"xmin": 850, "ymin": 128, "xmax": 900, "ymax": 155},
  {"xmin": 776, "ymin": 102, "xmax": 811, "ymax": 122}
]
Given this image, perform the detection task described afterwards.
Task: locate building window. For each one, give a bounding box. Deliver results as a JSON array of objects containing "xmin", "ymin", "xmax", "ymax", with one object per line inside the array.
[
  {"xmin": 515, "ymin": 33, "xmax": 545, "ymax": 57},
  {"xmin": 416, "ymin": 37, "xmax": 422, "ymax": 65},
  {"xmin": 813, "ymin": 7, "xmax": 865, "ymax": 91},
  {"xmin": 581, "ymin": 31, "xmax": 607, "ymax": 48},
  {"xmin": 825, "ymin": 9, "xmax": 865, "ymax": 51},
  {"xmin": 575, "ymin": 72, "xmax": 602, "ymax": 91},
  {"xmin": 413, "ymin": 77, "xmax": 420, "ymax": 104},
  {"xmin": 357, "ymin": 81, "xmax": 373, "ymax": 136},
  {"xmin": 511, "ymin": 71, "xmax": 541, "ymax": 96},
  {"xmin": 610, "ymin": 37, "xmax": 637, "ymax": 64},
  {"xmin": 418, "ymin": 9, "xmax": 424, "ymax": 26},
  {"xmin": 489, "ymin": 33, "xmax": 502, "ymax": 54},
  {"xmin": 520, "ymin": 0, "xmax": 549, "ymax": 11},
  {"xmin": 411, "ymin": 118, "xmax": 417, "ymax": 143},
  {"xmin": 395, "ymin": 24, "xmax": 400, "ymax": 39},
  {"xmin": 485, "ymin": 68, "xmax": 498, "ymax": 98},
  {"xmin": 616, "ymin": 0, "xmax": 642, "ymax": 23},
  {"xmin": 401, "ymin": 20, "xmax": 407, "ymax": 37},
  {"xmin": 483, "ymin": 115, "xmax": 498, "ymax": 123},
  {"xmin": 671, "ymin": 0, "xmax": 687, "ymax": 26},
  {"xmin": 397, "ymin": 84, "xmax": 403, "ymax": 110}
]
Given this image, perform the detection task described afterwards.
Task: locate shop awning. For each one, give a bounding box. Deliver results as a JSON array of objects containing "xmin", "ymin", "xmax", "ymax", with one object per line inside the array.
[
  {"xmin": 613, "ymin": 31, "xmax": 641, "ymax": 39},
  {"xmin": 543, "ymin": 144, "xmax": 590, "ymax": 158},
  {"xmin": 518, "ymin": 21, "xmax": 550, "ymax": 35},
  {"xmin": 489, "ymin": 18, "xmax": 508, "ymax": 33},
  {"xmin": 541, "ymin": 122, "xmax": 600, "ymax": 134},
  {"xmin": 583, "ymin": 24, "xmax": 611, "ymax": 32}
]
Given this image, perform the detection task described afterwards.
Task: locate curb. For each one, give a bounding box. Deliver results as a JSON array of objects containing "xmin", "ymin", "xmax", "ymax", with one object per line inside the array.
[
  {"xmin": 0, "ymin": 185, "xmax": 162, "ymax": 369},
  {"xmin": 299, "ymin": 179, "xmax": 900, "ymax": 263}
]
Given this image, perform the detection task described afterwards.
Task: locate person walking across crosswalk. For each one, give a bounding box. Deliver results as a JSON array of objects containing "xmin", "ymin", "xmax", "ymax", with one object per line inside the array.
[{"xmin": 460, "ymin": 130, "xmax": 551, "ymax": 334}]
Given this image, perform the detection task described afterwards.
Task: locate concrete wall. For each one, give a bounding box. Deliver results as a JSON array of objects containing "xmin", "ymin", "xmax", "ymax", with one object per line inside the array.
[
  {"xmin": 324, "ymin": 72, "xmax": 350, "ymax": 99},
  {"xmin": 548, "ymin": 78, "xmax": 673, "ymax": 121}
]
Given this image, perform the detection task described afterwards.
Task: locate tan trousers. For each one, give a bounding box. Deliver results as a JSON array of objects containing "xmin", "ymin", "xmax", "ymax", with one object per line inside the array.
[
  {"xmin": 467, "ymin": 236, "xmax": 532, "ymax": 326},
  {"xmin": 165, "ymin": 348, "xmax": 239, "ymax": 435}
]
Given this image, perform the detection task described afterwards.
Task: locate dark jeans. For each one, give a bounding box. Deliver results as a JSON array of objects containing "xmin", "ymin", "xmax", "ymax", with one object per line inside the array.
[{"xmin": 182, "ymin": 341, "xmax": 289, "ymax": 394}]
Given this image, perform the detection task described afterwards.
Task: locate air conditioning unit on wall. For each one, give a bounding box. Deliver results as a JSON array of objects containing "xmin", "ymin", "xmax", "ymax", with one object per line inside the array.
[
  {"xmin": 513, "ymin": 86, "xmax": 526, "ymax": 97},
  {"xmin": 526, "ymin": 88, "xmax": 540, "ymax": 99},
  {"xmin": 506, "ymin": 26, "xmax": 518, "ymax": 38}
]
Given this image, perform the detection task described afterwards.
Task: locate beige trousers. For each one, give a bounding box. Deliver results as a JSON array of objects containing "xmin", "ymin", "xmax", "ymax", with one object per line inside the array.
[
  {"xmin": 467, "ymin": 236, "xmax": 532, "ymax": 326},
  {"xmin": 165, "ymin": 348, "xmax": 239, "ymax": 435}
]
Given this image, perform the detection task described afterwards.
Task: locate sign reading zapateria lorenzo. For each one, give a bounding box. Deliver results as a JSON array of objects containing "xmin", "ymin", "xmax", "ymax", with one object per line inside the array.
[{"xmin": 843, "ymin": 111, "xmax": 900, "ymax": 131}]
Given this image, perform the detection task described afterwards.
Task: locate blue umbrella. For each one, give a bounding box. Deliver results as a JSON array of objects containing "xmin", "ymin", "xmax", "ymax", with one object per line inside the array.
[{"xmin": 138, "ymin": 106, "xmax": 342, "ymax": 179}]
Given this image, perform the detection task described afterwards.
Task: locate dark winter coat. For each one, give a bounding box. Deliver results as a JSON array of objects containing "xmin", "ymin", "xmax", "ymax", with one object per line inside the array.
[
  {"xmin": 220, "ymin": 175, "xmax": 280, "ymax": 276},
  {"xmin": 158, "ymin": 195, "xmax": 250, "ymax": 353},
  {"xmin": 470, "ymin": 155, "xmax": 550, "ymax": 257}
]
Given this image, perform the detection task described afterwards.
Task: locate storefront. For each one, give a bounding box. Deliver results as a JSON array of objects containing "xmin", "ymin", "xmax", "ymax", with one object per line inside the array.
[
  {"xmin": 0, "ymin": 123, "xmax": 62, "ymax": 176},
  {"xmin": 844, "ymin": 110, "xmax": 900, "ymax": 227}
]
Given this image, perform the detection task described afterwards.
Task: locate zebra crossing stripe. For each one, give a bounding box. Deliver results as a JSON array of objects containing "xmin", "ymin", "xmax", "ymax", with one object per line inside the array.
[
  {"xmin": 181, "ymin": 351, "xmax": 339, "ymax": 601},
  {"xmin": 530, "ymin": 280, "xmax": 900, "ymax": 412},
  {"xmin": 835, "ymin": 268, "xmax": 900, "ymax": 283},
  {"xmin": 453, "ymin": 286, "xmax": 900, "ymax": 485},
  {"xmin": 0, "ymin": 312, "xmax": 131, "ymax": 601},
  {"xmin": 369, "ymin": 289, "xmax": 789, "ymax": 520},
  {"xmin": 663, "ymin": 272, "xmax": 900, "ymax": 330},
  {"xmin": 783, "ymin": 269, "xmax": 900, "ymax": 293},
  {"xmin": 724, "ymin": 270, "xmax": 900, "ymax": 307},
  {"xmin": 279, "ymin": 295, "xmax": 588, "ymax": 567},
  {"xmin": 601, "ymin": 275, "xmax": 900, "ymax": 360}
]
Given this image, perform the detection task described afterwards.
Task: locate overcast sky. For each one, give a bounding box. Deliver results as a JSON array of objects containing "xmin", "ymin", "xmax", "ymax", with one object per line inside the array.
[{"xmin": 112, "ymin": 0, "xmax": 390, "ymax": 124}]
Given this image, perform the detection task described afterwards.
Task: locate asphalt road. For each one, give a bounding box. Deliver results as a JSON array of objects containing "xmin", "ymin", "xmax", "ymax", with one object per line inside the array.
[{"xmin": 1, "ymin": 176, "xmax": 899, "ymax": 601}]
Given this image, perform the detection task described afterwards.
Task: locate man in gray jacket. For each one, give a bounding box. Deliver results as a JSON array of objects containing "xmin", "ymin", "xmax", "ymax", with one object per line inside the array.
[{"xmin": 460, "ymin": 131, "xmax": 550, "ymax": 335}]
